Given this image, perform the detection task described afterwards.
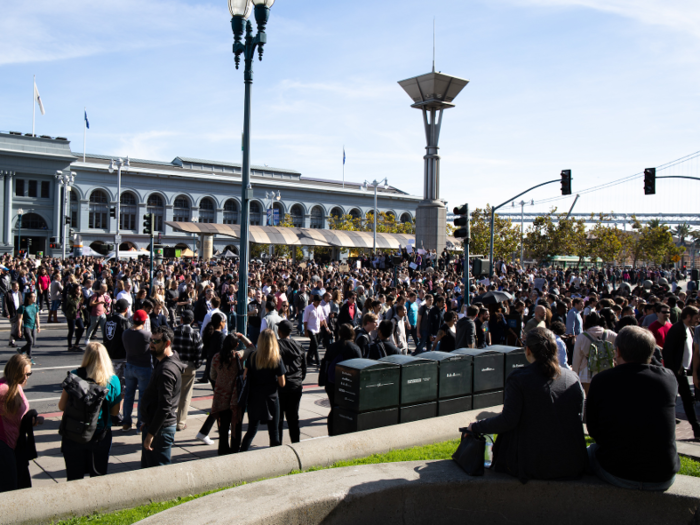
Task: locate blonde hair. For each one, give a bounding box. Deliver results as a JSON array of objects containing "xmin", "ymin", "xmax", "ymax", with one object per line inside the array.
[
  {"xmin": 81, "ymin": 342, "xmax": 115, "ymax": 387},
  {"xmin": 255, "ymin": 329, "xmax": 281, "ymax": 370},
  {"xmin": 2, "ymin": 354, "xmax": 30, "ymax": 415}
]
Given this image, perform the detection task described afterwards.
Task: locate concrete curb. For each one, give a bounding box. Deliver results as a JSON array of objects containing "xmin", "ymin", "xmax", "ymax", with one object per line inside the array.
[
  {"xmin": 137, "ymin": 460, "xmax": 700, "ymax": 525},
  {"xmin": 0, "ymin": 407, "xmax": 496, "ymax": 525}
]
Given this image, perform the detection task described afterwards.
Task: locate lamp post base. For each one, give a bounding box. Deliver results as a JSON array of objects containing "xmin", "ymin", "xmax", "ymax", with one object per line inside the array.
[{"xmin": 415, "ymin": 200, "xmax": 447, "ymax": 254}]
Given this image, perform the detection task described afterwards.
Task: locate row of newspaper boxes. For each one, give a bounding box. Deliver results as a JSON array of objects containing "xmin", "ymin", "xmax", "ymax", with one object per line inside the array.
[{"xmin": 333, "ymin": 345, "xmax": 527, "ymax": 435}]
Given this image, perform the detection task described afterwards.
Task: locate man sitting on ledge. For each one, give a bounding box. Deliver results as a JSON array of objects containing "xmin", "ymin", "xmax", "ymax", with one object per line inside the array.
[{"xmin": 587, "ymin": 325, "xmax": 680, "ymax": 491}]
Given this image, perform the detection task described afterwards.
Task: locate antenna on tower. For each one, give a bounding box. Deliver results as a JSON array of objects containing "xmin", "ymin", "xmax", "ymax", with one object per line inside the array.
[{"xmin": 432, "ymin": 17, "xmax": 436, "ymax": 73}]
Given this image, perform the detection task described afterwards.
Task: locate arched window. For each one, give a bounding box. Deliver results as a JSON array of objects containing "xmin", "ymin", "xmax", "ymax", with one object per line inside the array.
[
  {"xmin": 349, "ymin": 208, "xmax": 361, "ymax": 220},
  {"xmin": 250, "ymin": 202, "xmax": 261, "ymax": 226},
  {"xmin": 70, "ymin": 190, "xmax": 78, "ymax": 229},
  {"xmin": 89, "ymin": 190, "xmax": 109, "ymax": 229},
  {"xmin": 19, "ymin": 213, "xmax": 48, "ymax": 230},
  {"xmin": 173, "ymin": 195, "xmax": 190, "ymax": 222},
  {"xmin": 290, "ymin": 204, "xmax": 304, "ymax": 227},
  {"xmin": 147, "ymin": 194, "xmax": 165, "ymax": 232},
  {"xmin": 223, "ymin": 199, "xmax": 238, "ymax": 225},
  {"xmin": 400, "ymin": 212, "xmax": 412, "ymax": 224},
  {"xmin": 120, "ymin": 192, "xmax": 137, "ymax": 231},
  {"xmin": 310, "ymin": 206, "xmax": 324, "ymax": 229},
  {"xmin": 269, "ymin": 202, "xmax": 283, "ymax": 226},
  {"xmin": 330, "ymin": 207, "xmax": 343, "ymax": 219},
  {"xmin": 199, "ymin": 198, "xmax": 215, "ymax": 224}
]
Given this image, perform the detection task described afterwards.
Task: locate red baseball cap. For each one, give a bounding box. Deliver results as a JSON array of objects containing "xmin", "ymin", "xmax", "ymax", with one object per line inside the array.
[{"xmin": 133, "ymin": 310, "xmax": 148, "ymax": 323}]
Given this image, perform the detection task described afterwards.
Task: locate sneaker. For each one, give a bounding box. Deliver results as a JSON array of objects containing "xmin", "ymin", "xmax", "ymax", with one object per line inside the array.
[
  {"xmin": 122, "ymin": 424, "xmax": 132, "ymax": 432},
  {"xmin": 30, "ymin": 358, "xmax": 36, "ymax": 365},
  {"xmin": 196, "ymin": 432, "xmax": 214, "ymax": 445}
]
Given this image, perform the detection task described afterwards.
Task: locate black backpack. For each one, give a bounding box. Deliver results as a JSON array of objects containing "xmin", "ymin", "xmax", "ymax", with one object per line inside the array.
[
  {"xmin": 367, "ymin": 340, "xmax": 387, "ymax": 360},
  {"xmin": 59, "ymin": 368, "xmax": 109, "ymax": 444}
]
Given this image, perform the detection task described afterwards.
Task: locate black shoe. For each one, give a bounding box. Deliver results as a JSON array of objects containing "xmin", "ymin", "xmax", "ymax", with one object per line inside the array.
[
  {"xmin": 8, "ymin": 341, "xmax": 15, "ymax": 348},
  {"xmin": 196, "ymin": 377, "xmax": 209, "ymax": 384}
]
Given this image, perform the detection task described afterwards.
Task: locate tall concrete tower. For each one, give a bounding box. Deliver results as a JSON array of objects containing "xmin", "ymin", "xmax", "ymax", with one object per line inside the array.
[{"xmin": 398, "ymin": 71, "xmax": 469, "ymax": 253}]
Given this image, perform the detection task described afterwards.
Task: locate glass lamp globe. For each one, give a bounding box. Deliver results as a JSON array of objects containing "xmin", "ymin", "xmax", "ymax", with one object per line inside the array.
[
  {"xmin": 229, "ymin": 0, "xmax": 253, "ymax": 18},
  {"xmin": 252, "ymin": 0, "xmax": 275, "ymax": 7}
]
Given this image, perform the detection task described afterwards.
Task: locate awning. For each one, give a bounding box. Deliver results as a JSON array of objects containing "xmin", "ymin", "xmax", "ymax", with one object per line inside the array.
[{"xmin": 166, "ymin": 222, "xmax": 449, "ymax": 250}]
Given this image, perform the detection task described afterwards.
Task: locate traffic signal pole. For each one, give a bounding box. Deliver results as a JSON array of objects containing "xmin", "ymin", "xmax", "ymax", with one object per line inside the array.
[{"xmin": 488, "ymin": 178, "xmax": 562, "ymax": 276}]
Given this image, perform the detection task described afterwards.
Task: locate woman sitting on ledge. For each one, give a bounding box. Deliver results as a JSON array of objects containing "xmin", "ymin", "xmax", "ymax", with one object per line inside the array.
[{"xmin": 469, "ymin": 327, "xmax": 588, "ymax": 483}]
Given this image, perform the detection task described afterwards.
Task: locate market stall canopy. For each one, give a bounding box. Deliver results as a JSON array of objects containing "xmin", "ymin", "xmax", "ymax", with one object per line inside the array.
[{"xmin": 166, "ymin": 222, "xmax": 455, "ymax": 251}]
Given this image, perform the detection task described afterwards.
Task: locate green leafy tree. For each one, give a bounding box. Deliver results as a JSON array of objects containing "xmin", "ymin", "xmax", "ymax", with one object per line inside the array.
[
  {"xmin": 628, "ymin": 216, "xmax": 684, "ymax": 266},
  {"xmin": 468, "ymin": 206, "xmax": 521, "ymax": 261},
  {"xmin": 524, "ymin": 209, "xmax": 587, "ymax": 264}
]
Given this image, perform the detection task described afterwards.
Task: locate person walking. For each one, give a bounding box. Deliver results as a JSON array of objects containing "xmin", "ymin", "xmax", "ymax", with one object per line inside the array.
[
  {"xmin": 84, "ymin": 284, "xmax": 110, "ymax": 344},
  {"xmin": 141, "ymin": 326, "xmax": 185, "ymax": 468},
  {"xmin": 58, "ymin": 343, "xmax": 121, "ymax": 481},
  {"xmin": 0, "ymin": 354, "xmax": 41, "ymax": 493},
  {"xmin": 210, "ymin": 333, "xmax": 244, "ymax": 455},
  {"xmin": 303, "ymin": 295, "xmax": 324, "ymax": 366},
  {"xmin": 663, "ymin": 306, "xmax": 700, "ymax": 441},
  {"xmin": 4, "ymin": 282, "xmax": 23, "ymax": 348},
  {"xmin": 173, "ymin": 310, "xmax": 204, "ymax": 432},
  {"xmin": 48, "ymin": 272, "xmax": 63, "ymax": 323},
  {"xmin": 240, "ymin": 329, "xmax": 286, "ymax": 451},
  {"xmin": 121, "ymin": 310, "xmax": 152, "ymax": 432},
  {"xmin": 196, "ymin": 313, "xmax": 227, "ymax": 445},
  {"xmin": 277, "ymin": 320, "xmax": 306, "ymax": 444},
  {"xmin": 17, "ymin": 292, "xmax": 40, "ymax": 365},
  {"xmin": 64, "ymin": 284, "xmax": 85, "ymax": 352}
]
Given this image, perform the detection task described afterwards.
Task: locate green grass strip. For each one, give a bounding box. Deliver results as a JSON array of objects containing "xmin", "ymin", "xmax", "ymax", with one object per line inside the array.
[{"xmin": 53, "ymin": 439, "xmax": 700, "ymax": 525}]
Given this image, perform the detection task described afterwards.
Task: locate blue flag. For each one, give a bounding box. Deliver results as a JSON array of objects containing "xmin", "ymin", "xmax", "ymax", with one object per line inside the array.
[
  {"xmin": 84, "ymin": 110, "xmax": 90, "ymax": 129},
  {"xmin": 343, "ymin": 147, "xmax": 346, "ymax": 165}
]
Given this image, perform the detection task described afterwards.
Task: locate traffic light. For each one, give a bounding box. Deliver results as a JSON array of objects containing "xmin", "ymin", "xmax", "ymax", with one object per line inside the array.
[
  {"xmin": 143, "ymin": 213, "xmax": 154, "ymax": 235},
  {"xmin": 473, "ymin": 258, "xmax": 490, "ymax": 276},
  {"xmin": 644, "ymin": 167, "xmax": 656, "ymax": 195},
  {"xmin": 64, "ymin": 215, "xmax": 71, "ymax": 226},
  {"xmin": 68, "ymin": 228, "xmax": 75, "ymax": 239},
  {"xmin": 561, "ymin": 170, "xmax": 572, "ymax": 195},
  {"xmin": 453, "ymin": 204, "xmax": 469, "ymax": 239},
  {"xmin": 106, "ymin": 243, "xmax": 115, "ymax": 251},
  {"xmin": 109, "ymin": 207, "xmax": 116, "ymax": 218}
]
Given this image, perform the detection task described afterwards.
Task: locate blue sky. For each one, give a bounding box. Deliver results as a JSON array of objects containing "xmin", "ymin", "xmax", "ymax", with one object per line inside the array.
[{"xmin": 1, "ymin": 0, "xmax": 699, "ymax": 217}]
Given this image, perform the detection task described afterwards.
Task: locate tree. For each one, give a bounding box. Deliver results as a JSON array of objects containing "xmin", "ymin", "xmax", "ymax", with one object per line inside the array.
[
  {"xmin": 628, "ymin": 216, "xmax": 684, "ymax": 266},
  {"xmin": 524, "ymin": 209, "xmax": 587, "ymax": 264},
  {"xmin": 674, "ymin": 223, "xmax": 692, "ymax": 247},
  {"xmin": 587, "ymin": 215, "xmax": 624, "ymax": 264},
  {"xmin": 468, "ymin": 206, "xmax": 521, "ymax": 261}
]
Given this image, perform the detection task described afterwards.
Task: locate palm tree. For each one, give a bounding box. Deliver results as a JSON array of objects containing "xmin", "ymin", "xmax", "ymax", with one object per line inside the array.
[
  {"xmin": 674, "ymin": 223, "xmax": 692, "ymax": 246},
  {"xmin": 647, "ymin": 218, "xmax": 664, "ymax": 229}
]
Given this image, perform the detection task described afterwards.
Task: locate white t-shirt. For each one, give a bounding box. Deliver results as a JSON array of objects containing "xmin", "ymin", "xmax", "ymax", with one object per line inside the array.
[
  {"xmin": 683, "ymin": 326, "xmax": 693, "ymax": 370},
  {"xmin": 116, "ymin": 290, "xmax": 133, "ymax": 317},
  {"xmin": 303, "ymin": 304, "xmax": 325, "ymax": 334}
]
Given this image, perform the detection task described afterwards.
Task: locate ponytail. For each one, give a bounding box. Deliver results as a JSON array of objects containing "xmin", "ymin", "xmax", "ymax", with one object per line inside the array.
[{"xmin": 524, "ymin": 327, "xmax": 561, "ymax": 380}]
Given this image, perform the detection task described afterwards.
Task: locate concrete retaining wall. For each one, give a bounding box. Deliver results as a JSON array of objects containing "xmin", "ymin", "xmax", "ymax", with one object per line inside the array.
[
  {"xmin": 0, "ymin": 408, "xmax": 496, "ymax": 525},
  {"xmin": 139, "ymin": 460, "xmax": 700, "ymax": 525}
]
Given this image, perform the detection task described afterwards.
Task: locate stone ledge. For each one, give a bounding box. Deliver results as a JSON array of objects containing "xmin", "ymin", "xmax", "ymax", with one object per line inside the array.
[{"xmin": 138, "ymin": 460, "xmax": 700, "ymax": 525}]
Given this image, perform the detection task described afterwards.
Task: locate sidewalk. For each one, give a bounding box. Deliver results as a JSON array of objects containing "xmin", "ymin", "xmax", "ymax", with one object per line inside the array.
[{"xmin": 29, "ymin": 366, "xmax": 330, "ymax": 487}]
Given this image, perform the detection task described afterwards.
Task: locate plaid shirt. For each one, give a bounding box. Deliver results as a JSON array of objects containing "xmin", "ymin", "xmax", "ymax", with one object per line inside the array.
[{"xmin": 172, "ymin": 324, "xmax": 204, "ymax": 367}]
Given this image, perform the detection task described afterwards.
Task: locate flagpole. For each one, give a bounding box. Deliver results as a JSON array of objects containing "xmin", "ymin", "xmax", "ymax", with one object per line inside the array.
[
  {"xmin": 342, "ymin": 145, "xmax": 345, "ymax": 189},
  {"xmin": 32, "ymin": 75, "xmax": 36, "ymax": 137},
  {"xmin": 83, "ymin": 107, "xmax": 87, "ymax": 162}
]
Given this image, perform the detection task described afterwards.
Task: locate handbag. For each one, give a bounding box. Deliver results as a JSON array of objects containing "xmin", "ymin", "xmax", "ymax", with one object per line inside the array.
[{"xmin": 452, "ymin": 427, "xmax": 491, "ymax": 476}]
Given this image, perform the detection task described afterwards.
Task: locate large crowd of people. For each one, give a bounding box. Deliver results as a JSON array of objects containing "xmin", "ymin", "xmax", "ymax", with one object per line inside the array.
[{"xmin": 0, "ymin": 249, "xmax": 698, "ymax": 494}]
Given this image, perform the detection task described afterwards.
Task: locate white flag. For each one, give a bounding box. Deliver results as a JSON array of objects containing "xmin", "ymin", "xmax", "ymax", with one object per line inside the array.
[{"xmin": 34, "ymin": 81, "xmax": 45, "ymax": 115}]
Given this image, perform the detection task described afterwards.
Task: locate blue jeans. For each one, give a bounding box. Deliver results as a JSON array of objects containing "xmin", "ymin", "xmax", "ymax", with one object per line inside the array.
[
  {"xmin": 141, "ymin": 425, "xmax": 176, "ymax": 468},
  {"xmin": 587, "ymin": 444, "xmax": 675, "ymax": 491},
  {"xmin": 416, "ymin": 329, "xmax": 432, "ymax": 354},
  {"xmin": 85, "ymin": 314, "xmax": 106, "ymax": 342},
  {"xmin": 123, "ymin": 363, "xmax": 152, "ymax": 428}
]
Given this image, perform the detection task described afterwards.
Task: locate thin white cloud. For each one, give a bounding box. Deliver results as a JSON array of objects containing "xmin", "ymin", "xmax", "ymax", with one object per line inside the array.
[
  {"xmin": 505, "ymin": 0, "xmax": 700, "ymax": 38},
  {"xmin": 0, "ymin": 0, "xmax": 222, "ymax": 66}
]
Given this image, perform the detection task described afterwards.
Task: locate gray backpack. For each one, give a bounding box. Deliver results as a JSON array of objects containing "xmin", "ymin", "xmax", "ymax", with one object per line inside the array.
[{"xmin": 59, "ymin": 369, "xmax": 109, "ymax": 444}]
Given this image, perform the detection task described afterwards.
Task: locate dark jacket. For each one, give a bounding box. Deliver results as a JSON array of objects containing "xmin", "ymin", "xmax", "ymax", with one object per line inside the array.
[
  {"xmin": 337, "ymin": 302, "xmax": 362, "ymax": 327},
  {"xmin": 472, "ymin": 362, "xmax": 587, "ymax": 483},
  {"xmin": 367, "ymin": 338, "xmax": 400, "ymax": 360},
  {"xmin": 323, "ymin": 340, "xmax": 363, "ymax": 383},
  {"xmin": 355, "ymin": 328, "xmax": 373, "ymax": 358},
  {"xmin": 455, "ymin": 317, "xmax": 476, "ymax": 349},
  {"xmin": 141, "ymin": 352, "xmax": 185, "ymax": 436},
  {"xmin": 427, "ymin": 306, "xmax": 444, "ymax": 337},
  {"xmin": 193, "ymin": 297, "xmax": 209, "ymax": 324},
  {"xmin": 4, "ymin": 290, "xmax": 24, "ymax": 318},
  {"xmin": 662, "ymin": 321, "xmax": 690, "ymax": 375},
  {"xmin": 587, "ymin": 363, "xmax": 679, "ymax": 483},
  {"xmin": 103, "ymin": 313, "xmax": 131, "ymax": 360},
  {"xmin": 278, "ymin": 338, "xmax": 307, "ymax": 390}
]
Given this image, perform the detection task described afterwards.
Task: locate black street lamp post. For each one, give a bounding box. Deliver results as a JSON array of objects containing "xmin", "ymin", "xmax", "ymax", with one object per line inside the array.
[{"xmin": 229, "ymin": 0, "xmax": 277, "ymax": 335}]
